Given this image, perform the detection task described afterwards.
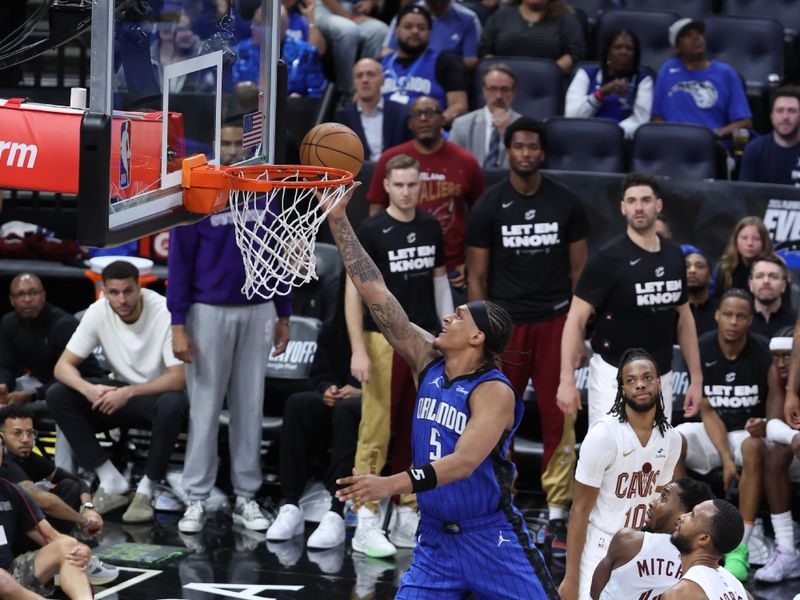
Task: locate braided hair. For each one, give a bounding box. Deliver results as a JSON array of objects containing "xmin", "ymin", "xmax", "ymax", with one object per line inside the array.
[{"xmin": 609, "ymin": 347, "xmax": 670, "ymax": 435}]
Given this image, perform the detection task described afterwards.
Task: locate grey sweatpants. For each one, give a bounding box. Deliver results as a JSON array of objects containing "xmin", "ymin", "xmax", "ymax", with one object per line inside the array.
[{"xmin": 181, "ymin": 302, "xmax": 276, "ymax": 500}]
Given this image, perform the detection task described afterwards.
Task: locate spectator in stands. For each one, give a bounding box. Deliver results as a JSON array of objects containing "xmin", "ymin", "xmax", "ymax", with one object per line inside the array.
[
  {"xmin": 713, "ymin": 216, "xmax": 774, "ymax": 298},
  {"xmin": 0, "ymin": 274, "xmax": 106, "ymax": 413},
  {"xmin": 565, "ymin": 28, "xmax": 652, "ymax": 139},
  {"xmin": 478, "ymin": 0, "xmax": 585, "ymax": 74},
  {"xmin": 757, "ymin": 327, "xmax": 800, "ymax": 582},
  {"xmin": 740, "ymin": 86, "xmax": 800, "ymax": 187},
  {"xmin": 334, "ymin": 59, "xmax": 412, "ymax": 162},
  {"xmin": 368, "ymin": 96, "xmax": 485, "ymax": 298},
  {"xmin": 558, "ymin": 173, "xmax": 703, "ymax": 428},
  {"xmin": 282, "ymin": 0, "xmax": 327, "ymax": 56},
  {"xmin": 382, "ymin": 0, "xmax": 481, "ymax": 70},
  {"xmin": 0, "ymin": 405, "xmax": 119, "ymax": 586},
  {"xmin": 0, "ymin": 476, "xmax": 93, "ymax": 600},
  {"xmin": 748, "ymin": 254, "xmax": 796, "ymax": 339},
  {"xmin": 47, "ymin": 261, "xmax": 188, "ymax": 524},
  {"xmin": 220, "ymin": 122, "xmax": 245, "ymax": 165},
  {"xmin": 683, "ymin": 245, "xmax": 718, "ymax": 338},
  {"xmin": 233, "ymin": 6, "xmax": 327, "ymax": 97},
  {"xmin": 167, "ymin": 184, "xmax": 292, "ymax": 535},
  {"xmin": 349, "ymin": 154, "xmax": 454, "ymax": 557},
  {"xmin": 652, "ymin": 18, "xmax": 752, "ymax": 142},
  {"xmin": 466, "ymin": 117, "xmax": 589, "ymax": 549},
  {"xmin": 655, "ymin": 213, "xmax": 672, "ymax": 240},
  {"xmin": 381, "ymin": 5, "xmax": 468, "ymax": 127},
  {"xmin": 449, "ymin": 63, "xmax": 521, "ymax": 168},
  {"xmin": 675, "ymin": 289, "xmax": 770, "ymax": 582},
  {"xmin": 152, "ymin": 10, "xmax": 216, "ymax": 93},
  {"xmin": 314, "ymin": 0, "xmax": 388, "ymax": 99},
  {"xmin": 267, "ymin": 277, "xmax": 361, "ymax": 549}
]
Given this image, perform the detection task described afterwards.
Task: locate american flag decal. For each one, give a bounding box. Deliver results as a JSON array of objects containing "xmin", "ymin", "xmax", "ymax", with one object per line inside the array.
[{"xmin": 242, "ymin": 111, "xmax": 263, "ymax": 149}]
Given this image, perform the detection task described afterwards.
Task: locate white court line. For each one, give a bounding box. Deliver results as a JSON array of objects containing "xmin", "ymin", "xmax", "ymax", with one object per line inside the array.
[
  {"xmin": 93, "ymin": 566, "xmax": 163, "ymax": 599},
  {"xmin": 183, "ymin": 583, "xmax": 305, "ymax": 599}
]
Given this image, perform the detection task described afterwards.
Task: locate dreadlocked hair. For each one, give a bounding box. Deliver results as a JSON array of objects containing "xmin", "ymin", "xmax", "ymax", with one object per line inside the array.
[
  {"xmin": 609, "ymin": 347, "xmax": 670, "ymax": 435},
  {"xmin": 483, "ymin": 301, "xmax": 513, "ymax": 369}
]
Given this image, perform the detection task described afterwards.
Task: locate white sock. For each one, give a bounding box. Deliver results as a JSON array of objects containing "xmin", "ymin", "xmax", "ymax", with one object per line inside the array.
[
  {"xmin": 136, "ymin": 476, "xmax": 154, "ymax": 498},
  {"xmin": 549, "ymin": 507, "xmax": 567, "ymax": 521},
  {"xmin": 95, "ymin": 460, "xmax": 128, "ymax": 495},
  {"xmin": 742, "ymin": 521, "xmax": 754, "ymax": 545},
  {"xmin": 771, "ymin": 511, "xmax": 795, "ymax": 553}
]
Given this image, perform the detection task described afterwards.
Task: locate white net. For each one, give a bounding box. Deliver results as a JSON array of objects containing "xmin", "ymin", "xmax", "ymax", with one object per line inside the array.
[{"xmin": 227, "ymin": 167, "xmax": 350, "ymax": 299}]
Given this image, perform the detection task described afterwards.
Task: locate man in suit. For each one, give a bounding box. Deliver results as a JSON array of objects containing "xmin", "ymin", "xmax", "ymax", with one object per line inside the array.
[
  {"xmin": 450, "ymin": 63, "xmax": 520, "ymax": 168},
  {"xmin": 335, "ymin": 58, "xmax": 412, "ymax": 161}
]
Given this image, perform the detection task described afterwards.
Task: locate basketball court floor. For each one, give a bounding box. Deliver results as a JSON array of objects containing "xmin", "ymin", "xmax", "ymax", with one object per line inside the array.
[{"xmin": 55, "ymin": 495, "xmax": 800, "ymax": 600}]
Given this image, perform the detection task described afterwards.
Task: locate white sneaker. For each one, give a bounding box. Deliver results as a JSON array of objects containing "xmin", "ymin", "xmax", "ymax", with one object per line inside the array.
[
  {"xmin": 86, "ymin": 556, "xmax": 120, "ymax": 585},
  {"xmin": 755, "ymin": 547, "xmax": 800, "ymax": 583},
  {"xmin": 266, "ymin": 504, "xmax": 304, "ymax": 541},
  {"xmin": 233, "ymin": 498, "xmax": 270, "ymax": 531},
  {"xmin": 352, "ymin": 553, "xmax": 394, "ymax": 598},
  {"xmin": 178, "ymin": 501, "xmax": 206, "ymax": 534},
  {"xmin": 388, "ymin": 505, "xmax": 418, "ymax": 549},
  {"xmin": 747, "ymin": 518, "xmax": 774, "ymax": 566},
  {"xmin": 352, "ymin": 507, "xmax": 397, "ymax": 558},
  {"xmin": 308, "ymin": 511, "xmax": 345, "ymax": 549}
]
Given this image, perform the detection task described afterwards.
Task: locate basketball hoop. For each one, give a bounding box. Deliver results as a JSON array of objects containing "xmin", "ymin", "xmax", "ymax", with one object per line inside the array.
[{"xmin": 181, "ymin": 154, "xmax": 354, "ymax": 300}]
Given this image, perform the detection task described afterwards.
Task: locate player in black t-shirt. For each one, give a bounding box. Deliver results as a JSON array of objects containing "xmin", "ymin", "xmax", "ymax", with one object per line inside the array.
[
  {"xmin": 558, "ymin": 172, "xmax": 703, "ymax": 429},
  {"xmin": 675, "ymin": 289, "xmax": 771, "ymax": 582},
  {"xmin": 345, "ymin": 153, "xmax": 453, "ymax": 557},
  {"xmin": 466, "ymin": 117, "xmax": 589, "ymax": 533},
  {"xmin": 0, "ymin": 461, "xmax": 93, "ymax": 598}
]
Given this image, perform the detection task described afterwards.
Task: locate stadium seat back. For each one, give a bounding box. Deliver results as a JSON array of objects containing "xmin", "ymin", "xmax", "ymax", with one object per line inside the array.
[
  {"xmin": 544, "ymin": 117, "xmax": 625, "ymax": 174},
  {"xmin": 703, "ymin": 15, "xmax": 784, "ymax": 87},
  {"xmin": 632, "ymin": 122, "xmax": 716, "ymax": 179},
  {"xmin": 595, "ymin": 8, "xmax": 680, "ymax": 72}
]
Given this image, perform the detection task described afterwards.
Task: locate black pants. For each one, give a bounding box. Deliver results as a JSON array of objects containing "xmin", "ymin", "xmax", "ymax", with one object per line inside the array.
[
  {"xmin": 279, "ymin": 392, "xmax": 360, "ymax": 513},
  {"xmin": 46, "ymin": 378, "xmax": 187, "ymax": 482},
  {"xmin": 49, "ymin": 478, "xmax": 82, "ymax": 534}
]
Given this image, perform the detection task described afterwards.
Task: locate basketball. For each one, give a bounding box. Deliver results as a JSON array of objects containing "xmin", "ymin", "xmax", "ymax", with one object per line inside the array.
[{"xmin": 300, "ymin": 122, "xmax": 364, "ymax": 176}]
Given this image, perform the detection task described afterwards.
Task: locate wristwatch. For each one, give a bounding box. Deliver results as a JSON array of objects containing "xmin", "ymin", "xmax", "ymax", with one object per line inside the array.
[{"xmin": 80, "ymin": 502, "xmax": 95, "ymax": 512}]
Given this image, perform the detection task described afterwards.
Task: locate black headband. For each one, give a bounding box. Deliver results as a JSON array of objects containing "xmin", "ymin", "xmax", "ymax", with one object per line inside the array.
[{"xmin": 466, "ymin": 301, "xmax": 504, "ymax": 355}]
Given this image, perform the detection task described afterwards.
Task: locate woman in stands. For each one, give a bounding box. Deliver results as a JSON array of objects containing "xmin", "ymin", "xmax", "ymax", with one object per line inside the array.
[
  {"xmin": 714, "ymin": 216, "xmax": 774, "ymax": 297},
  {"xmin": 565, "ymin": 28, "xmax": 653, "ymax": 139},
  {"xmin": 478, "ymin": 0, "xmax": 585, "ymax": 74}
]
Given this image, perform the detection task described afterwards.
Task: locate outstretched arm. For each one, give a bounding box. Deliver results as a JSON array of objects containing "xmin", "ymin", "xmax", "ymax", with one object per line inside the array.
[{"xmin": 327, "ymin": 185, "xmax": 439, "ymax": 375}]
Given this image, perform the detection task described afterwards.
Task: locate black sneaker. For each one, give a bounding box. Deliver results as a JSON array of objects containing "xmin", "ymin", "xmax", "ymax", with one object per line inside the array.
[{"xmin": 545, "ymin": 519, "xmax": 567, "ymax": 560}]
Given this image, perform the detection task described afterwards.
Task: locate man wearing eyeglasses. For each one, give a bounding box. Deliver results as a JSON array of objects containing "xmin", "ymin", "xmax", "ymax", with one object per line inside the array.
[
  {"xmin": 0, "ymin": 274, "xmax": 106, "ymax": 411},
  {"xmin": 748, "ymin": 254, "xmax": 796, "ymax": 339}
]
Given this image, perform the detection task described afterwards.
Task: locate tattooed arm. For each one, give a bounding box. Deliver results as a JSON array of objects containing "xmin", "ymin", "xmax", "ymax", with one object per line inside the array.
[{"xmin": 327, "ymin": 186, "xmax": 440, "ymax": 375}]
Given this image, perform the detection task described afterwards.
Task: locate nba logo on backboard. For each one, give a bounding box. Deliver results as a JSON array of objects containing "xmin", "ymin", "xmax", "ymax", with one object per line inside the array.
[{"xmin": 119, "ymin": 120, "xmax": 131, "ymax": 190}]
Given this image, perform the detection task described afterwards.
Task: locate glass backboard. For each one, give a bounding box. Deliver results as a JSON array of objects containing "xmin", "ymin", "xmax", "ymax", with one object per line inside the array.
[{"xmin": 79, "ymin": 0, "xmax": 282, "ymax": 246}]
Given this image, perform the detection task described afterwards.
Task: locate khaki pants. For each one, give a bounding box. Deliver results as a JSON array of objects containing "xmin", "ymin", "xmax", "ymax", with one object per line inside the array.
[{"xmin": 354, "ymin": 331, "xmax": 416, "ymax": 512}]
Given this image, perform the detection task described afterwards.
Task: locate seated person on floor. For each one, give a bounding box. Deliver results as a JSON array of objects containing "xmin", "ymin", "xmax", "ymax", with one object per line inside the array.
[{"xmin": 46, "ymin": 261, "xmax": 188, "ymax": 524}]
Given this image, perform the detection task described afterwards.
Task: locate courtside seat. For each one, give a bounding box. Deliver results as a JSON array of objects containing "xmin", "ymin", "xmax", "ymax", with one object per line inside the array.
[
  {"xmin": 473, "ymin": 58, "xmax": 564, "ymax": 120},
  {"xmin": 544, "ymin": 117, "xmax": 625, "ymax": 174},
  {"xmin": 632, "ymin": 123, "xmax": 717, "ymax": 179},
  {"xmin": 624, "ymin": 0, "xmax": 711, "ymax": 19},
  {"xmin": 595, "ymin": 9, "xmax": 680, "ymax": 73}
]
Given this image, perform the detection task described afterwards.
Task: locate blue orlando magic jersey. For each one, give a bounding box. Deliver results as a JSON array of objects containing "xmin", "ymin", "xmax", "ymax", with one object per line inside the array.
[
  {"xmin": 381, "ymin": 49, "xmax": 447, "ymax": 111},
  {"xmin": 412, "ymin": 358, "xmax": 523, "ymax": 522}
]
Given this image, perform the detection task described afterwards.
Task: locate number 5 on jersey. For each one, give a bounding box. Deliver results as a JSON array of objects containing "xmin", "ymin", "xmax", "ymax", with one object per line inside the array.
[{"xmin": 429, "ymin": 429, "xmax": 442, "ymax": 461}]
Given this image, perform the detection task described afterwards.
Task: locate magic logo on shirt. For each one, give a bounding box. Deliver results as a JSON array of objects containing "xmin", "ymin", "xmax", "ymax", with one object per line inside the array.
[
  {"xmin": 388, "ymin": 245, "xmax": 437, "ymax": 273},
  {"xmin": 501, "ymin": 223, "xmax": 560, "ymax": 248}
]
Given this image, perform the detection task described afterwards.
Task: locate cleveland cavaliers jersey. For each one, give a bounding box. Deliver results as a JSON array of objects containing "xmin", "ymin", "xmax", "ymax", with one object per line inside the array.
[
  {"xmin": 599, "ymin": 532, "xmax": 683, "ymax": 600},
  {"xmin": 682, "ymin": 565, "xmax": 748, "ymax": 600},
  {"xmin": 412, "ymin": 358, "xmax": 523, "ymax": 522},
  {"xmin": 575, "ymin": 416, "xmax": 682, "ymax": 536}
]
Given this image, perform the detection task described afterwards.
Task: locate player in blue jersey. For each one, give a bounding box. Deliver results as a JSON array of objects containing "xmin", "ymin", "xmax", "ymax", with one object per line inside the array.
[{"xmin": 325, "ymin": 184, "xmax": 558, "ymax": 599}]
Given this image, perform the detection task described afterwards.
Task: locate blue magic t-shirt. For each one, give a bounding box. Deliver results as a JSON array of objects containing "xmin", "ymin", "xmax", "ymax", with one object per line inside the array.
[
  {"xmin": 285, "ymin": 10, "xmax": 309, "ymax": 43},
  {"xmin": 740, "ymin": 134, "xmax": 800, "ymax": 187},
  {"xmin": 383, "ymin": 1, "xmax": 480, "ymax": 59},
  {"xmin": 653, "ymin": 58, "xmax": 751, "ymax": 130}
]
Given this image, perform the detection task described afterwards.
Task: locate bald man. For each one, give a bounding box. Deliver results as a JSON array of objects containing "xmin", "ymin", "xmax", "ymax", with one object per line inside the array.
[
  {"xmin": 0, "ymin": 274, "xmax": 106, "ymax": 410},
  {"xmin": 335, "ymin": 58, "xmax": 412, "ymax": 161}
]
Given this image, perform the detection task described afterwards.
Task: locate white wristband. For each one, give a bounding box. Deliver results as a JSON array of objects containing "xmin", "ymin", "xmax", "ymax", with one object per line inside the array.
[{"xmin": 766, "ymin": 418, "xmax": 799, "ymax": 446}]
